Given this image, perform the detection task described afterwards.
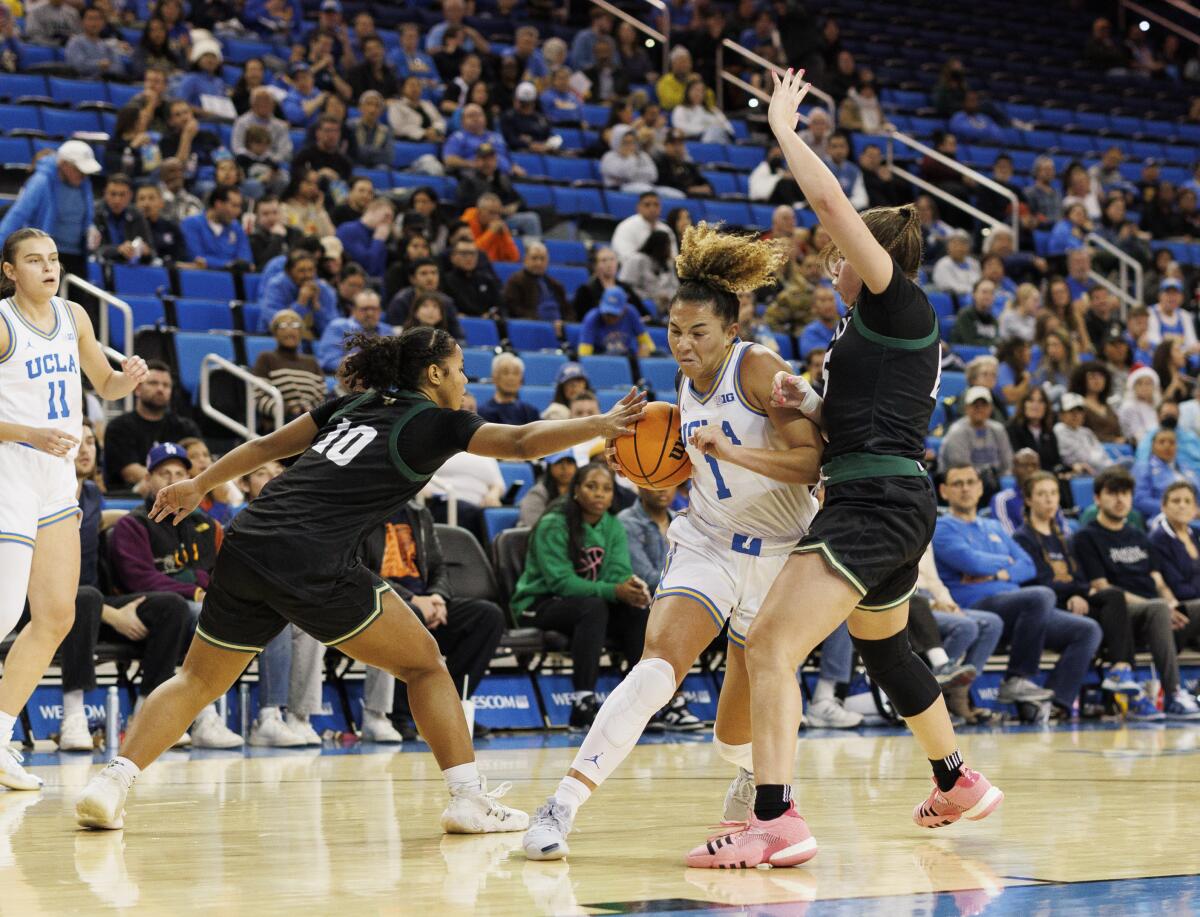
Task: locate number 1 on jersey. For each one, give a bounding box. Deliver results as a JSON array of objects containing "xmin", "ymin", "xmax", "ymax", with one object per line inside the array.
[
  {"xmin": 703, "ymin": 453, "xmax": 732, "ymax": 499},
  {"xmin": 46, "ymin": 380, "xmax": 69, "ymax": 420}
]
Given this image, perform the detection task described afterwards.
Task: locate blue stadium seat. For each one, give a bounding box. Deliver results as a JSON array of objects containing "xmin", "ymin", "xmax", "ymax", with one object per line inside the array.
[
  {"xmin": 174, "ymin": 332, "xmax": 235, "ymax": 399},
  {"xmin": 175, "ymin": 300, "xmax": 234, "ymax": 331},
  {"xmin": 520, "ymin": 351, "xmax": 566, "ymax": 384},
  {"xmin": 498, "ymin": 462, "xmax": 535, "ymax": 504},
  {"xmin": 244, "ymin": 273, "xmax": 263, "ymax": 301},
  {"xmin": 107, "ymin": 295, "xmax": 164, "ymax": 351},
  {"xmin": 507, "ymin": 319, "xmax": 560, "ymax": 352},
  {"xmin": 555, "ymin": 266, "xmax": 590, "ymax": 299},
  {"xmin": 460, "ymin": 316, "xmax": 500, "ymax": 347},
  {"xmin": 951, "ymin": 344, "xmax": 991, "ymax": 363},
  {"xmin": 544, "ymin": 156, "xmax": 596, "ymax": 183},
  {"xmin": 553, "ymin": 186, "xmax": 603, "ymax": 215},
  {"xmin": 352, "ymin": 166, "xmax": 391, "ymax": 189},
  {"xmin": 702, "ymin": 200, "xmax": 753, "ymax": 225},
  {"xmin": 749, "ymin": 204, "xmax": 777, "ymax": 229},
  {"xmin": 579, "ymin": 354, "xmax": 632, "ymax": 388},
  {"xmin": 1070, "ymin": 477, "xmax": 1095, "ymax": 511},
  {"xmin": 391, "ymin": 173, "xmax": 456, "ymax": 198},
  {"xmin": 493, "ymin": 261, "xmax": 521, "ymax": 285},
  {"xmin": 0, "ymin": 74, "xmax": 48, "ymax": 100},
  {"xmin": 0, "ymin": 136, "xmax": 32, "ymax": 165},
  {"xmin": 580, "ymin": 104, "xmax": 610, "ymax": 128},
  {"xmin": 462, "ymin": 347, "xmax": 494, "ymax": 380},
  {"xmin": 597, "ymin": 389, "xmax": 626, "ymax": 411},
  {"xmin": 511, "ymin": 180, "xmax": 553, "ymax": 208},
  {"xmin": 725, "ymin": 146, "xmax": 763, "ymax": 171},
  {"xmin": 701, "ymin": 171, "xmax": 739, "ymax": 195},
  {"xmin": 646, "ymin": 325, "xmax": 669, "ymax": 352},
  {"xmin": 17, "ymin": 45, "xmax": 58, "ymax": 69},
  {"xmin": 179, "ymin": 269, "xmax": 236, "ymax": 301},
  {"xmin": 685, "ymin": 142, "xmax": 726, "ymax": 165},
  {"xmin": 222, "ymin": 37, "xmax": 276, "ymax": 63},
  {"xmin": 48, "ymin": 78, "xmax": 109, "ymax": 105},
  {"xmin": 113, "ymin": 264, "xmax": 169, "ymax": 296},
  {"xmin": 392, "ymin": 142, "xmax": 438, "ymax": 169},
  {"xmin": 640, "ymin": 358, "xmax": 677, "ymax": 393},
  {"xmin": 483, "ymin": 507, "xmax": 520, "ymax": 543},
  {"xmin": 602, "ymin": 190, "xmax": 641, "ymax": 220},
  {"xmin": 466, "ymin": 382, "xmax": 492, "ymax": 405},
  {"xmin": 41, "ymin": 108, "xmax": 102, "ymax": 137},
  {"xmin": 522, "ymin": 385, "xmax": 555, "ymax": 411},
  {"xmin": 774, "ymin": 333, "xmax": 796, "ymax": 359},
  {"xmin": 0, "ymin": 105, "xmax": 42, "ymax": 133},
  {"xmin": 928, "ymin": 291, "xmax": 955, "ymax": 322},
  {"xmin": 543, "ymin": 238, "xmax": 588, "ymax": 265},
  {"xmin": 513, "ymin": 152, "xmax": 546, "ymax": 178},
  {"xmin": 563, "ymin": 322, "xmax": 582, "ymax": 349},
  {"xmin": 244, "ymin": 336, "xmax": 275, "ymax": 366},
  {"xmin": 940, "ymin": 370, "xmax": 967, "ymax": 400}
]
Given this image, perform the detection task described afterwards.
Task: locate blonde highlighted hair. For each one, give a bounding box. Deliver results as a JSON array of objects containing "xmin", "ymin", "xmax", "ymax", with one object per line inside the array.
[{"xmin": 673, "ymin": 221, "xmax": 787, "ymax": 324}]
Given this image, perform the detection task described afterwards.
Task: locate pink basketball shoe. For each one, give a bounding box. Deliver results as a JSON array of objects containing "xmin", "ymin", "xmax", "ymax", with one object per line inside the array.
[
  {"xmin": 685, "ymin": 804, "xmax": 818, "ymax": 869},
  {"xmin": 912, "ymin": 767, "xmax": 1003, "ymax": 828}
]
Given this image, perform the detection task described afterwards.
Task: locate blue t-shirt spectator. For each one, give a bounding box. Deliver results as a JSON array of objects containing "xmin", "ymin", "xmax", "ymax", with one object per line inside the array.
[
  {"xmin": 579, "ymin": 298, "xmax": 648, "ymax": 356},
  {"xmin": 933, "ymin": 512, "xmax": 1038, "ymax": 608},
  {"xmin": 282, "ymin": 86, "xmax": 324, "ymax": 127},
  {"xmin": 335, "ymin": 219, "xmax": 388, "ymax": 278},
  {"xmin": 948, "ymin": 110, "xmax": 1004, "ymax": 144},
  {"xmin": 315, "ymin": 315, "xmax": 394, "ymax": 372},
  {"xmin": 180, "ymin": 213, "xmax": 253, "ymax": 268},
  {"xmin": 178, "ymin": 71, "xmax": 228, "ymax": 108},
  {"xmin": 799, "ymin": 318, "xmax": 837, "ymax": 358},
  {"xmin": 258, "ymin": 271, "xmax": 337, "ymax": 336},
  {"xmin": 478, "ymin": 397, "xmax": 541, "ymax": 425},
  {"xmin": 443, "ymin": 128, "xmax": 514, "ymax": 173}
]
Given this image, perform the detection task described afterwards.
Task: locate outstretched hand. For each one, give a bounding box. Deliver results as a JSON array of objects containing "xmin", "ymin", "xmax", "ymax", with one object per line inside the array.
[
  {"xmin": 596, "ymin": 387, "xmax": 648, "ymax": 440},
  {"xmin": 768, "ymin": 68, "xmax": 810, "ymax": 135},
  {"xmin": 149, "ymin": 478, "xmax": 205, "ymax": 526}
]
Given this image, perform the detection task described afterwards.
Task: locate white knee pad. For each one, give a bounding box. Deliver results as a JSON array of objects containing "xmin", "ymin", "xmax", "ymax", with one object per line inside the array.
[
  {"xmin": 600, "ymin": 657, "xmax": 677, "ymax": 747},
  {"xmin": 714, "ymin": 738, "xmax": 754, "ymax": 772},
  {"xmin": 0, "ymin": 544, "xmax": 34, "ymax": 641}
]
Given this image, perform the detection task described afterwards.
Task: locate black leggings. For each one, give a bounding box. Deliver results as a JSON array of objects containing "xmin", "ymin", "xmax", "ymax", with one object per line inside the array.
[
  {"xmin": 527, "ymin": 596, "xmax": 649, "ymax": 692},
  {"xmin": 1086, "ymin": 587, "xmax": 1135, "ymax": 666}
]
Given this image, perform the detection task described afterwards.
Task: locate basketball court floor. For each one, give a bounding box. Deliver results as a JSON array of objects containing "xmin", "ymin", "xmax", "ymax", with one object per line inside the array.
[{"xmin": 2, "ymin": 723, "xmax": 1198, "ymax": 915}]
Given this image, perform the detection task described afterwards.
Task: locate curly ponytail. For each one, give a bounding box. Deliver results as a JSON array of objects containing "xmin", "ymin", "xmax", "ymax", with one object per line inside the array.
[
  {"xmin": 672, "ymin": 221, "xmax": 788, "ymax": 325},
  {"xmin": 819, "ymin": 203, "xmax": 924, "ymax": 281},
  {"xmin": 339, "ymin": 326, "xmax": 458, "ymax": 393}
]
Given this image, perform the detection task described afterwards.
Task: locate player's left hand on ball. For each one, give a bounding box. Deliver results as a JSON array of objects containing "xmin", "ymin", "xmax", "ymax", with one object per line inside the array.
[
  {"xmin": 599, "ymin": 387, "xmax": 647, "ymax": 438},
  {"xmin": 150, "ymin": 479, "xmax": 205, "ymax": 525},
  {"xmin": 121, "ymin": 354, "xmax": 149, "ymax": 385},
  {"xmin": 689, "ymin": 425, "xmax": 731, "ymax": 459}
]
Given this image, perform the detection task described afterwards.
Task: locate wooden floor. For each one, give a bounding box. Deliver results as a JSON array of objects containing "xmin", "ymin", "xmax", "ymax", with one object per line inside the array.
[{"xmin": 3, "ymin": 724, "xmax": 1200, "ymax": 915}]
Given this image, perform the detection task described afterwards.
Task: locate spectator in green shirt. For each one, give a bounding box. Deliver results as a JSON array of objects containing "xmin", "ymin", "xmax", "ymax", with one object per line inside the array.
[{"xmin": 511, "ymin": 462, "xmax": 651, "ymax": 727}]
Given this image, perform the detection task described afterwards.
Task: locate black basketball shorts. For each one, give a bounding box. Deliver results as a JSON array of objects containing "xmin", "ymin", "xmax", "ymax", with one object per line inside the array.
[
  {"xmin": 197, "ymin": 547, "xmax": 392, "ymax": 653},
  {"xmin": 792, "ymin": 474, "xmax": 937, "ymax": 611}
]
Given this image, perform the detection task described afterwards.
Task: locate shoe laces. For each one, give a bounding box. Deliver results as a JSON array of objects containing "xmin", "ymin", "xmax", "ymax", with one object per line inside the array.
[
  {"xmin": 704, "ymin": 819, "xmax": 749, "ymax": 841},
  {"xmin": 532, "ymin": 797, "xmax": 573, "ymax": 832},
  {"xmin": 2, "ymin": 746, "xmax": 26, "ymax": 767}
]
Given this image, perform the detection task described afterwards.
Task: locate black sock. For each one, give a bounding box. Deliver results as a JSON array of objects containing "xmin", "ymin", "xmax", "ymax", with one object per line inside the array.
[
  {"xmin": 753, "ymin": 784, "xmax": 791, "ymax": 821},
  {"xmin": 931, "ymin": 750, "xmax": 964, "ymax": 792}
]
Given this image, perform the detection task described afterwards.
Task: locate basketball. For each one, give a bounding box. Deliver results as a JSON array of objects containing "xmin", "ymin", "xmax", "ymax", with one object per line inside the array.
[{"xmin": 613, "ymin": 401, "xmax": 692, "ymax": 489}]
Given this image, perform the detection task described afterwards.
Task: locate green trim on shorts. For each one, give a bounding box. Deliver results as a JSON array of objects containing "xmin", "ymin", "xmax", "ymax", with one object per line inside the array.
[
  {"xmin": 851, "ymin": 303, "xmax": 939, "ymax": 350},
  {"xmin": 791, "ymin": 541, "xmax": 868, "ymax": 596},
  {"xmin": 856, "ymin": 585, "xmax": 917, "ymax": 612},
  {"xmin": 323, "ymin": 582, "xmax": 391, "ymax": 646},
  {"xmin": 196, "ymin": 626, "xmax": 264, "ymax": 655},
  {"xmin": 821, "ymin": 452, "xmax": 927, "ymax": 487}
]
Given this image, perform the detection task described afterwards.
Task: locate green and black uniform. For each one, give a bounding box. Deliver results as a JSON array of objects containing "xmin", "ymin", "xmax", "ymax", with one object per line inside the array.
[
  {"xmin": 794, "ymin": 257, "xmax": 940, "ymax": 609},
  {"xmin": 198, "ymin": 390, "xmax": 486, "ymax": 652}
]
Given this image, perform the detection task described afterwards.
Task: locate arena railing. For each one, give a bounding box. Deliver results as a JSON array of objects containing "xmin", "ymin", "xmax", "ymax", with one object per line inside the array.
[
  {"xmin": 1118, "ymin": 0, "xmax": 1200, "ymax": 47},
  {"xmin": 585, "ymin": 0, "xmax": 670, "ymax": 76},
  {"xmin": 199, "ymin": 352, "xmax": 284, "ymax": 441},
  {"xmin": 1086, "ymin": 230, "xmax": 1145, "ymax": 315},
  {"xmin": 62, "ymin": 272, "xmax": 135, "ymax": 413},
  {"xmin": 883, "ymin": 129, "xmax": 1022, "ymax": 250},
  {"xmin": 715, "ymin": 39, "xmax": 836, "ymax": 122}
]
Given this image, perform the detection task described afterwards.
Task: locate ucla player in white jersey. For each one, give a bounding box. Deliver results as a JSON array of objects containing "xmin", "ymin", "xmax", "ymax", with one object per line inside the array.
[
  {"xmin": 523, "ymin": 223, "xmax": 823, "ymax": 861},
  {"xmin": 0, "ymin": 228, "xmax": 147, "ymax": 789}
]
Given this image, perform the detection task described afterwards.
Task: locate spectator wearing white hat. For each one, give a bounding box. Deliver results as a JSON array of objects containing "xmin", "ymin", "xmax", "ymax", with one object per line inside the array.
[
  {"xmin": 0, "ymin": 140, "xmax": 99, "ymax": 280},
  {"xmin": 1148, "ymin": 277, "xmax": 1200, "ymax": 356},
  {"xmin": 178, "ymin": 36, "xmax": 229, "ymax": 114},
  {"xmin": 500, "ymin": 81, "xmax": 559, "ymax": 154},
  {"xmin": 938, "ymin": 386, "xmax": 1013, "ymax": 503},
  {"xmin": 1055, "ymin": 392, "xmax": 1110, "ymax": 475},
  {"xmin": 932, "ymin": 228, "xmax": 982, "ymax": 297}
]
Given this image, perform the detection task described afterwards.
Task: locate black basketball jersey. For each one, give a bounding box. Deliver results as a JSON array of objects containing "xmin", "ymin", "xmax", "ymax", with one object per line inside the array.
[
  {"xmin": 224, "ymin": 390, "xmax": 485, "ymax": 598},
  {"xmin": 821, "ymin": 259, "xmax": 940, "ymax": 467}
]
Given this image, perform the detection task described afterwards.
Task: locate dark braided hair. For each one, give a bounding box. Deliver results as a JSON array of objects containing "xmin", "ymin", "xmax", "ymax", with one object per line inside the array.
[{"xmin": 339, "ymin": 326, "xmax": 458, "ymax": 393}]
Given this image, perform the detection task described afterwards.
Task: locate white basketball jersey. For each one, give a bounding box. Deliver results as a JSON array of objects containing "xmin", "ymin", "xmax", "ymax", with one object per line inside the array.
[
  {"xmin": 0, "ymin": 296, "xmax": 84, "ymax": 459},
  {"xmin": 679, "ymin": 341, "xmax": 817, "ymax": 554}
]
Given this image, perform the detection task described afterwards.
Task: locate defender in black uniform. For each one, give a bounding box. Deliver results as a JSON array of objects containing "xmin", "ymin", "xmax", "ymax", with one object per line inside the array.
[
  {"xmin": 76, "ymin": 328, "xmax": 646, "ymax": 834},
  {"xmin": 686, "ymin": 69, "xmax": 1002, "ymax": 871}
]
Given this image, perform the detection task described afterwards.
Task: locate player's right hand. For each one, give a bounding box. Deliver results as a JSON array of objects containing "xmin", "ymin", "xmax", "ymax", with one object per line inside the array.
[
  {"xmin": 771, "ymin": 370, "xmax": 820, "ymax": 414},
  {"xmin": 596, "ymin": 387, "xmax": 647, "ymax": 440},
  {"xmin": 602, "ymin": 438, "xmax": 620, "ymax": 473},
  {"xmin": 150, "ymin": 478, "xmax": 205, "ymax": 526},
  {"xmin": 27, "ymin": 427, "xmax": 79, "ymax": 457}
]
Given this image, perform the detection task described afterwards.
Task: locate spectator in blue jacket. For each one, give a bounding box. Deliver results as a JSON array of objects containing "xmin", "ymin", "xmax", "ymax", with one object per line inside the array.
[
  {"xmin": 948, "ymin": 91, "xmax": 1005, "ymax": 144},
  {"xmin": 258, "ymin": 248, "xmax": 336, "ymax": 337},
  {"xmin": 1134, "ymin": 426, "xmax": 1200, "ymax": 520},
  {"xmin": 933, "ymin": 463, "xmax": 1060, "ymax": 706},
  {"xmin": 578, "ymin": 287, "xmax": 653, "ymax": 357},
  {"xmin": 282, "ymin": 62, "xmax": 327, "ymax": 127},
  {"xmin": 0, "ymin": 141, "xmax": 98, "ymax": 277},
  {"xmin": 798, "ymin": 286, "xmax": 841, "ymax": 359},
  {"xmin": 334, "ymin": 197, "xmax": 394, "ymax": 279},
  {"xmin": 1148, "ymin": 481, "xmax": 1200, "ymax": 628},
  {"xmin": 1046, "ymin": 202, "xmax": 1091, "ymax": 257},
  {"xmin": 315, "ymin": 289, "xmax": 392, "ymax": 372},
  {"xmin": 442, "ymin": 104, "xmax": 521, "ymax": 176},
  {"xmin": 178, "ymin": 38, "xmax": 229, "ymax": 112},
  {"xmin": 180, "ymin": 187, "xmax": 253, "ymax": 268}
]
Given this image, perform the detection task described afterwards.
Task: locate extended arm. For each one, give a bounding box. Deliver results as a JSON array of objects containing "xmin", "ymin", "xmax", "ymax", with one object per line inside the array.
[
  {"xmin": 468, "ymin": 388, "xmax": 645, "ymax": 460},
  {"xmin": 74, "ymin": 301, "xmax": 149, "ymax": 401}
]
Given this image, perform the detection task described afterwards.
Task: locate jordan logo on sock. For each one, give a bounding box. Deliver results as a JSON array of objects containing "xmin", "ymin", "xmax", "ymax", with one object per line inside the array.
[{"xmin": 584, "ymin": 753, "xmax": 604, "ymax": 768}]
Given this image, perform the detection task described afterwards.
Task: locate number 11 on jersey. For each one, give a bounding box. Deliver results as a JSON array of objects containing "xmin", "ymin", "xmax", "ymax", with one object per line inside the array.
[{"xmin": 46, "ymin": 380, "xmax": 69, "ymax": 420}]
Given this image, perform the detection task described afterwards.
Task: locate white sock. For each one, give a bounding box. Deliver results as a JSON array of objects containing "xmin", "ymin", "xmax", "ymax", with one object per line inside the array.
[
  {"xmin": 813, "ymin": 679, "xmax": 836, "ymax": 703},
  {"xmin": 553, "ymin": 775, "xmax": 591, "ymax": 818},
  {"xmin": 0, "ymin": 711, "xmax": 15, "ymax": 748},
  {"xmin": 565, "ymin": 658, "xmax": 676, "ymax": 795},
  {"xmin": 63, "ymin": 690, "xmax": 85, "ymax": 719},
  {"xmin": 443, "ymin": 761, "xmax": 482, "ymax": 796},
  {"xmin": 259, "ymin": 705, "xmax": 281, "ymax": 721},
  {"xmin": 927, "ymin": 647, "xmax": 950, "ymax": 668},
  {"xmin": 108, "ymin": 756, "xmax": 140, "ymax": 787},
  {"xmin": 714, "ymin": 738, "xmax": 754, "ymax": 772}
]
